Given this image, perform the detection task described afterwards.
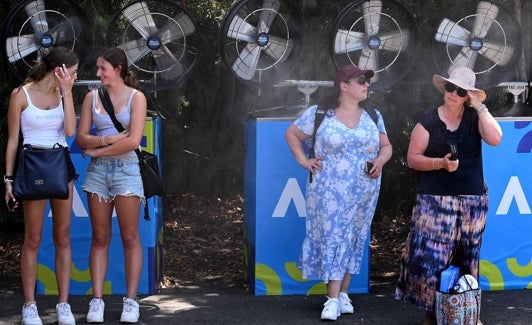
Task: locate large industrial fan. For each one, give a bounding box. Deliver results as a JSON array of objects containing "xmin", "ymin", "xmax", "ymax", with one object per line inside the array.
[
  {"xmin": 1, "ymin": 0, "xmax": 92, "ymax": 82},
  {"xmin": 106, "ymin": 0, "xmax": 201, "ymax": 91},
  {"xmin": 331, "ymin": 0, "xmax": 418, "ymax": 91},
  {"xmin": 432, "ymin": 0, "xmax": 522, "ymax": 89},
  {"xmin": 219, "ymin": 0, "xmax": 305, "ymax": 87}
]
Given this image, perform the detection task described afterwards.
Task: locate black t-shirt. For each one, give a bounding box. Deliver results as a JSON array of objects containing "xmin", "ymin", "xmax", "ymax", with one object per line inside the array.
[{"xmin": 416, "ymin": 107, "xmax": 485, "ymax": 195}]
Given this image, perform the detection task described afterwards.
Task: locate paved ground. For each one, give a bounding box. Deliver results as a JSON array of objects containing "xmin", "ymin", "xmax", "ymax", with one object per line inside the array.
[{"xmin": 1, "ymin": 275, "xmax": 531, "ymax": 324}]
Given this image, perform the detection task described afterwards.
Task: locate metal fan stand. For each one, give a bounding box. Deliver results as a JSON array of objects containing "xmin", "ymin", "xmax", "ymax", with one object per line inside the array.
[
  {"xmin": 498, "ymin": 82, "xmax": 528, "ymax": 104},
  {"xmin": 275, "ymin": 80, "xmax": 333, "ymax": 107}
]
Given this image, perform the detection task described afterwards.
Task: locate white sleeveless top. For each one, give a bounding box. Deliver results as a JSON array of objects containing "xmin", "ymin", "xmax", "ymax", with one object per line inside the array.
[
  {"xmin": 20, "ymin": 86, "xmax": 67, "ymax": 148},
  {"xmin": 91, "ymin": 89, "xmax": 138, "ymax": 159}
]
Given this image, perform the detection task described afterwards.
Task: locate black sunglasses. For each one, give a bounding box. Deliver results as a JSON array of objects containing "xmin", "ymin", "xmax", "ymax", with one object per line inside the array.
[
  {"xmin": 346, "ymin": 76, "xmax": 370, "ymax": 85},
  {"xmin": 444, "ymin": 82, "xmax": 467, "ymax": 97}
]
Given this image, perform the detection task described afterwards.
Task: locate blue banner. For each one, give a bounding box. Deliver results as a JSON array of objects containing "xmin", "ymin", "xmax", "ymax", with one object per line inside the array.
[
  {"xmin": 244, "ymin": 118, "xmax": 369, "ymax": 296},
  {"xmin": 480, "ymin": 119, "xmax": 532, "ymax": 291},
  {"xmin": 37, "ymin": 118, "xmax": 163, "ymax": 295}
]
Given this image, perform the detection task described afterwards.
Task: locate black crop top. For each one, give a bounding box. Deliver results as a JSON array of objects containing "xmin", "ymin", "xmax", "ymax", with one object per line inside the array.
[{"xmin": 416, "ymin": 107, "xmax": 486, "ymax": 195}]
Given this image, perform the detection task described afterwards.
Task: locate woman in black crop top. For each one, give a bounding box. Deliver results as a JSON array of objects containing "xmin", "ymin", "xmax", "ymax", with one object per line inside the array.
[{"xmin": 395, "ymin": 66, "xmax": 502, "ymax": 325}]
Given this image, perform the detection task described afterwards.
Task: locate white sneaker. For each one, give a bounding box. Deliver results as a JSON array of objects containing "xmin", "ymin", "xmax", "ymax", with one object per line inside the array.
[
  {"xmin": 120, "ymin": 297, "xmax": 140, "ymax": 323},
  {"xmin": 21, "ymin": 302, "xmax": 43, "ymax": 325},
  {"xmin": 339, "ymin": 292, "xmax": 354, "ymax": 314},
  {"xmin": 56, "ymin": 302, "xmax": 76, "ymax": 325},
  {"xmin": 86, "ymin": 298, "xmax": 105, "ymax": 323},
  {"xmin": 320, "ymin": 297, "xmax": 340, "ymax": 321}
]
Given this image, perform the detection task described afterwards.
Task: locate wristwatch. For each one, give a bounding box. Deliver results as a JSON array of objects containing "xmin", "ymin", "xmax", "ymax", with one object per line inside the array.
[
  {"xmin": 3, "ymin": 175, "xmax": 14, "ymax": 183},
  {"xmin": 477, "ymin": 104, "xmax": 489, "ymax": 115}
]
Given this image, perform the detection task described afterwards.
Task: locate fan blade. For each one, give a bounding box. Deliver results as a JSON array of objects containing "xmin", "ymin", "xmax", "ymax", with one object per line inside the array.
[
  {"xmin": 263, "ymin": 35, "xmax": 292, "ymax": 62},
  {"xmin": 472, "ymin": 1, "xmax": 498, "ymax": 38},
  {"xmin": 363, "ymin": 0, "xmax": 382, "ymax": 36},
  {"xmin": 227, "ymin": 15, "xmax": 256, "ymax": 43},
  {"xmin": 120, "ymin": 38, "xmax": 152, "ymax": 64},
  {"xmin": 434, "ymin": 18, "xmax": 470, "ymax": 47},
  {"xmin": 258, "ymin": 0, "xmax": 281, "ymax": 33},
  {"xmin": 379, "ymin": 31, "xmax": 409, "ymax": 52},
  {"xmin": 153, "ymin": 46, "xmax": 184, "ymax": 80},
  {"xmin": 6, "ymin": 35, "xmax": 40, "ymax": 63},
  {"xmin": 122, "ymin": 1, "xmax": 157, "ymax": 39},
  {"xmin": 359, "ymin": 48, "xmax": 379, "ymax": 83},
  {"xmin": 24, "ymin": 0, "xmax": 49, "ymax": 37},
  {"xmin": 359, "ymin": 48, "xmax": 378, "ymax": 71},
  {"xmin": 157, "ymin": 12, "xmax": 195, "ymax": 42},
  {"xmin": 232, "ymin": 44, "xmax": 261, "ymax": 80},
  {"xmin": 453, "ymin": 47, "xmax": 477, "ymax": 69},
  {"xmin": 47, "ymin": 17, "xmax": 79, "ymax": 44},
  {"xmin": 334, "ymin": 29, "xmax": 367, "ymax": 54},
  {"xmin": 479, "ymin": 40, "xmax": 513, "ymax": 66}
]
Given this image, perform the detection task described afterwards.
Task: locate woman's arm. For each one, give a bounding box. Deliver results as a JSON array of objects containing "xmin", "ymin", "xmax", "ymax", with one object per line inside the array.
[
  {"xmin": 374, "ymin": 133, "xmax": 393, "ymax": 165},
  {"xmin": 5, "ymin": 89, "xmax": 24, "ymax": 200},
  {"xmin": 477, "ymin": 110, "xmax": 502, "ymax": 146},
  {"xmin": 82, "ymin": 91, "xmax": 147, "ymax": 158},
  {"xmin": 56, "ymin": 64, "xmax": 77, "ymax": 137},
  {"xmin": 285, "ymin": 124, "xmax": 322, "ymax": 173},
  {"xmin": 407, "ymin": 123, "xmax": 458, "ymax": 172},
  {"xmin": 75, "ymin": 91, "xmax": 98, "ymax": 149}
]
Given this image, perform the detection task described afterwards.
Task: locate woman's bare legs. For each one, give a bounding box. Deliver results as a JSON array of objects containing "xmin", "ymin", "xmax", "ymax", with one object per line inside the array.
[
  {"xmin": 87, "ymin": 194, "xmax": 113, "ymax": 298},
  {"xmin": 50, "ymin": 181, "xmax": 74, "ymax": 303},
  {"xmin": 21, "ymin": 200, "xmax": 47, "ymax": 304},
  {"xmin": 114, "ymin": 196, "xmax": 142, "ymax": 299}
]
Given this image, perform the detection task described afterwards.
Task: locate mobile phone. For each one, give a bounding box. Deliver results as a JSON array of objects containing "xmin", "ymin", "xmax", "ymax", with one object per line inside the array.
[
  {"xmin": 365, "ymin": 161, "xmax": 374, "ymax": 174},
  {"xmin": 6, "ymin": 198, "xmax": 17, "ymax": 212},
  {"xmin": 449, "ymin": 144, "xmax": 458, "ymax": 161}
]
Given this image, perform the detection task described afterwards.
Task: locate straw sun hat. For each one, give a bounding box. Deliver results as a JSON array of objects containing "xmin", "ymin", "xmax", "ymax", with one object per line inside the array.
[{"xmin": 432, "ymin": 66, "xmax": 486, "ymax": 102}]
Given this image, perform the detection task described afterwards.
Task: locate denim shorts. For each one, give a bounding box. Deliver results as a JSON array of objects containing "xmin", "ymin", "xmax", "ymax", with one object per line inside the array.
[{"xmin": 82, "ymin": 157, "xmax": 143, "ymax": 200}]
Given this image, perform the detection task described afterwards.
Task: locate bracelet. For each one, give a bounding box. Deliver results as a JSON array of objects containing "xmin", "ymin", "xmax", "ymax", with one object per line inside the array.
[
  {"xmin": 100, "ymin": 135, "xmax": 108, "ymax": 147},
  {"xmin": 3, "ymin": 175, "xmax": 14, "ymax": 183},
  {"xmin": 477, "ymin": 103, "xmax": 489, "ymax": 115}
]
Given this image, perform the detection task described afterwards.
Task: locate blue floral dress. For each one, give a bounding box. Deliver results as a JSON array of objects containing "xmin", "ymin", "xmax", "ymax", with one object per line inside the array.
[{"xmin": 293, "ymin": 105, "xmax": 386, "ymax": 282}]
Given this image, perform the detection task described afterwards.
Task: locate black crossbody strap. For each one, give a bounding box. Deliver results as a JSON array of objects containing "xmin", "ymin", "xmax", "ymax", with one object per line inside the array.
[
  {"xmin": 97, "ymin": 87, "xmax": 150, "ymax": 220},
  {"xmin": 98, "ymin": 87, "xmax": 125, "ymax": 132},
  {"xmin": 97, "ymin": 87, "xmax": 142, "ymax": 159}
]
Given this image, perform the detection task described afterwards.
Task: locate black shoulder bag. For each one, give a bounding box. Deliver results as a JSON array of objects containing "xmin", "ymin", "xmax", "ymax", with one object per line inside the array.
[{"xmin": 98, "ymin": 87, "xmax": 163, "ymax": 220}]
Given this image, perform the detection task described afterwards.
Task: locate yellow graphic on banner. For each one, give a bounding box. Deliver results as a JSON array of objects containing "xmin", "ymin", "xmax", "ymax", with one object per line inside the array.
[
  {"xmin": 256, "ymin": 264, "xmax": 282, "ymax": 295},
  {"xmin": 37, "ymin": 263, "xmax": 112, "ymax": 295},
  {"xmin": 507, "ymin": 257, "xmax": 532, "ymax": 277},
  {"xmin": 285, "ymin": 262, "xmax": 326, "ymax": 295},
  {"xmin": 479, "ymin": 260, "xmax": 504, "ymax": 291},
  {"xmin": 143, "ymin": 120, "xmax": 155, "ymax": 153}
]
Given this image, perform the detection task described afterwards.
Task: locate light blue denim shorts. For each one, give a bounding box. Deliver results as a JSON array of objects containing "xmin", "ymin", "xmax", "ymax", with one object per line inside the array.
[{"xmin": 82, "ymin": 157, "xmax": 143, "ymax": 200}]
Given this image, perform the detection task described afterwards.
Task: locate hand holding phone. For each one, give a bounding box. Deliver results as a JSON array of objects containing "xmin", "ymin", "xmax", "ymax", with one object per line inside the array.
[
  {"xmin": 365, "ymin": 161, "xmax": 374, "ymax": 174},
  {"xmin": 449, "ymin": 144, "xmax": 458, "ymax": 161},
  {"xmin": 6, "ymin": 198, "xmax": 17, "ymax": 212}
]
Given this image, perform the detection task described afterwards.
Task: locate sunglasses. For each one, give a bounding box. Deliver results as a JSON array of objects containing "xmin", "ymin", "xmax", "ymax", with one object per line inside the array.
[
  {"xmin": 444, "ymin": 82, "xmax": 467, "ymax": 97},
  {"xmin": 345, "ymin": 76, "xmax": 371, "ymax": 86}
]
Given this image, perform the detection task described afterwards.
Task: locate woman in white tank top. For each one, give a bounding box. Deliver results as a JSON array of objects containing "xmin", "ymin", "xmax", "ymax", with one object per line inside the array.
[
  {"xmin": 4, "ymin": 46, "xmax": 79, "ymax": 325},
  {"xmin": 76, "ymin": 47, "xmax": 147, "ymax": 324}
]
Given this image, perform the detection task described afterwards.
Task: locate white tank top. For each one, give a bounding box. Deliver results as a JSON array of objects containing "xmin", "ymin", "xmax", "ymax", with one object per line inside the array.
[
  {"xmin": 20, "ymin": 86, "xmax": 67, "ymax": 148},
  {"xmin": 91, "ymin": 89, "xmax": 138, "ymax": 159}
]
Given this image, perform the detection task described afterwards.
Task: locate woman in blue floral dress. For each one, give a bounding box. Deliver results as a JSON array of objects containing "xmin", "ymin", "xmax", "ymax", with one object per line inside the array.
[{"xmin": 285, "ymin": 65, "xmax": 392, "ymax": 321}]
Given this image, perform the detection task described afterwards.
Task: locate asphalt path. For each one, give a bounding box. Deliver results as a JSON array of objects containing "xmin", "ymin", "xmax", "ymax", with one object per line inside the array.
[{"xmin": 1, "ymin": 276, "xmax": 531, "ymax": 324}]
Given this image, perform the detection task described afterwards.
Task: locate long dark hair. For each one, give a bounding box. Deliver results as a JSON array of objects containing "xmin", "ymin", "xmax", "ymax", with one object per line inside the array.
[
  {"xmin": 24, "ymin": 46, "xmax": 79, "ymax": 84},
  {"xmin": 99, "ymin": 47, "xmax": 139, "ymax": 89}
]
